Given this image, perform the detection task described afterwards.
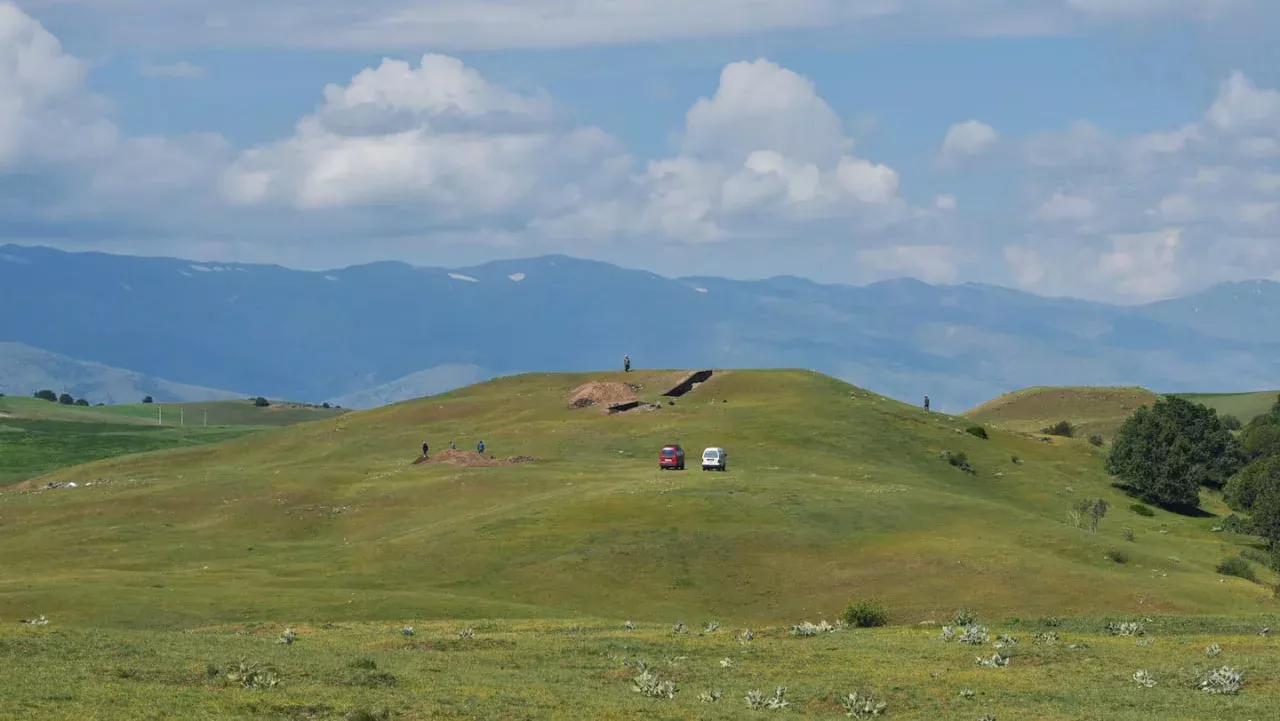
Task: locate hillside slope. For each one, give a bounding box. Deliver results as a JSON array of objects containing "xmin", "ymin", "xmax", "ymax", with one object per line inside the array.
[
  {"xmin": 1172, "ymin": 391, "xmax": 1279, "ymax": 425},
  {"xmin": 965, "ymin": 386, "xmax": 1160, "ymax": 440},
  {"xmin": 0, "ymin": 341, "xmax": 243, "ymax": 404},
  {"xmin": 1, "ymin": 370, "xmax": 1271, "ymax": 630}
]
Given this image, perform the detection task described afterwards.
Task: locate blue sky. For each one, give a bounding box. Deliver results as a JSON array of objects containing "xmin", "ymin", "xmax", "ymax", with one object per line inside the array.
[{"xmin": 4, "ymin": 0, "xmax": 1280, "ymax": 301}]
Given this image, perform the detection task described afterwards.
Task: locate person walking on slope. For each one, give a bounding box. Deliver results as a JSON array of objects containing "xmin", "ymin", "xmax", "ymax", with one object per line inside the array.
[
  {"xmin": 477, "ymin": 440, "xmax": 485, "ymax": 455},
  {"xmin": 422, "ymin": 441, "xmax": 429, "ymax": 457},
  {"xmin": 923, "ymin": 396, "xmax": 930, "ymax": 412},
  {"xmin": 624, "ymin": 354, "xmax": 631, "ymax": 373}
]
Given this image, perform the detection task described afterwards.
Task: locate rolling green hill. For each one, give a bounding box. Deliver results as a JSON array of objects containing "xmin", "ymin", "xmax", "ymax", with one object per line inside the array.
[
  {"xmin": 0, "ymin": 396, "xmax": 346, "ymax": 485},
  {"xmin": 3, "ymin": 370, "xmax": 1271, "ymax": 628},
  {"xmin": 964, "ymin": 386, "xmax": 1159, "ymax": 440},
  {"xmin": 1172, "ymin": 391, "xmax": 1279, "ymax": 425},
  {"xmin": 965, "ymin": 386, "xmax": 1280, "ymax": 442},
  {"xmin": 3, "ymin": 369, "xmax": 1277, "ymax": 719}
]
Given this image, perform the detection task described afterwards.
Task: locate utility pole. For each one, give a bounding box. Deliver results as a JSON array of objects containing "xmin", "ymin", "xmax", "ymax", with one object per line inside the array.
[
  {"xmin": 158, "ymin": 405, "xmax": 163, "ymax": 426},
  {"xmin": 203, "ymin": 408, "xmax": 207, "ymax": 427},
  {"xmin": 180, "ymin": 406, "xmax": 184, "ymax": 427}
]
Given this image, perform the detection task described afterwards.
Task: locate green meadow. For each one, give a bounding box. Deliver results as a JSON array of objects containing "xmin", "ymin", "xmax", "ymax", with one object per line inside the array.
[{"xmin": 1, "ymin": 370, "xmax": 1276, "ymax": 718}]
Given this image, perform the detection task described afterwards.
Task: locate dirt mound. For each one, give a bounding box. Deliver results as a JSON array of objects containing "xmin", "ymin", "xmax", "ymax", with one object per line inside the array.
[
  {"xmin": 568, "ymin": 382, "xmax": 640, "ymax": 409},
  {"xmin": 413, "ymin": 450, "xmax": 535, "ymax": 468}
]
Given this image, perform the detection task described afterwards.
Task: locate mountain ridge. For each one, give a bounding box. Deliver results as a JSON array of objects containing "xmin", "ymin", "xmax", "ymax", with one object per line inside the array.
[{"xmin": 2, "ymin": 243, "xmax": 1278, "ymax": 411}]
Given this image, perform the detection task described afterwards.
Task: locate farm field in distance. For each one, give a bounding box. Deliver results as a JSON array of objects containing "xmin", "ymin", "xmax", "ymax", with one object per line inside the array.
[
  {"xmin": 2, "ymin": 370, "xmax": 1277, "ymax": 719},
  {"xmin": 0, "ymin": 395, "xmax": 344, "ymax": 485}
]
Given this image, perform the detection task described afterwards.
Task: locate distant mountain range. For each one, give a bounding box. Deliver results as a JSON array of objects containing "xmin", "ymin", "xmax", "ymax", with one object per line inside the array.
[
  {"xmin": 0, "ymin": 341, "xmax": 243, "ymax": 405},
  {"xmin": 2, "ymin": 244, "xmax": 1277, "ymax": 412}
]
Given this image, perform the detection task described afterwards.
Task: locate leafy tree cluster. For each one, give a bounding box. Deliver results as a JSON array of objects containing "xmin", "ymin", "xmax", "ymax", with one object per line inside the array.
[
  {"xmin": 33, "ymin": 389, "xmax": 91, "ymax": 406},
  {"xmin": 1042, "ymin": 420, "xmax": 1074, "ymax": 438},
  {"xmin": 1224, "ymin": 395, "xmax": 1280, "ymax": 547},
  {"xmin": 1106, "ymin": 396, "xmax": 1243, "ymax": 510}
]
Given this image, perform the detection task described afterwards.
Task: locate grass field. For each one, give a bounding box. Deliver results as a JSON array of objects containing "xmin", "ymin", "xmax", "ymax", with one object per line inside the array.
[
  {"xmin": 1172, "ymin": 391, "xmax": 1280, "ymax": 425},
  {"xmin": 2, "ymin": 370, "xmax": 1277, "ymax": 718},
  {"xmin": 0, "ymin": 396, "xmax": 345, "ymax": 486},
  {"xmin": 3, "ymin": 615, "xmax": 1277, "ymax": 720},
  {"xmin": 964, "ymin": 386, "xmax": 1159, "ymax": 440}
]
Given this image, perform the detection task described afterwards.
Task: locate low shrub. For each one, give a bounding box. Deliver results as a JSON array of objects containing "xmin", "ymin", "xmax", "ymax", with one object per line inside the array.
[
  {"xmin": 959, "ymin": 625, "xmax": 990, "ymax": 645},
  {"xmin": 1088, "ymin": 434, "xmax": 1105, "ymax": 447},
  {"xmin": 224, "ymin": 660, "xmax": 282, "ymax": 689},
  {"xmin": 1122, "ymin": 528, "xmax": 1135, "ymax": 542},
  {"xmin": 1042, "ymin": 420, "xmax": 1074, "ymax": 437},
  {"xmin": 745, "ymin": 687, "xmax": 788, "ymax": 710},
  {"xmin": 840, "ymin": 691, "xmax": 887, "ymax": 718},
  {"xmin": 1106, "ymin": 621, "xmax": 1146, "ymax": 636},
  {"xmin": 1106, "ymin": 549, "xmax": 1129, "ymax": 564},
  {"xmin": 843, "ymin": 599, "xmax": 889, "ymax": 628},
  {"xmin": 1199, "ymin": 666, "xmax": 1243, "ymax": 695},
  {"xmin": 1221, "ymin": 514, "xmax": 1253, "ymax": 534},
  {"xmin": 1221, "ymin": 415, "xmax": 1243, "ymax": 431},
  {"xmin": 942, "ymin": 451, "xmax": 975, "ymax": 473},
  {"xmin": 1240, "ymin": 548, "xmax": 1280, "ymax": 572},
  {"xmin": 632, "ymin": 663, "xmax": 677, "ymax": 699},
  {"xmin": 791, "ymin": 620, "xmax": 836, "ymax": 637},
  {"xmin": 1216, "ymin": 556, "xmax": 1258, "ymax": 582},
  {"xmin": 1129, "ymin": 503, "xmax": 1155, "ymax": 517},
  {"xmin": 965, "ymin": 426, "xmax": 989, "ymax": 440}
]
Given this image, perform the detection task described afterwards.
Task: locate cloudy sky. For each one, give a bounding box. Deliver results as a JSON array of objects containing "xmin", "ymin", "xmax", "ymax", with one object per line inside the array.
[{"xmin": 3, "ymin": 0, "xmax": 1279, "ymax": 302}]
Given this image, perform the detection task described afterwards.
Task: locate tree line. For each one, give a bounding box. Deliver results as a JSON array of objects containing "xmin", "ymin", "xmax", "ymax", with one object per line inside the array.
[{"xmin": 1107, "ymin": 394, "xmax": 1280, "ymax": 546}]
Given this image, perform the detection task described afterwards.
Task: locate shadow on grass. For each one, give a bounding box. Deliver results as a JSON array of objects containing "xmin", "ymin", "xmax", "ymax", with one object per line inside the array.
[{"xmin": 1110, "ymin": 482, "xmax": 1217, "ymax": 518}]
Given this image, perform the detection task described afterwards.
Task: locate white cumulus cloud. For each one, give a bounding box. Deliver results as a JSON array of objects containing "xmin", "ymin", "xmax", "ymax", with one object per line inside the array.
[{"xmin": 938, "ymin": 120, "xmax": 1000, "ymax": 165}]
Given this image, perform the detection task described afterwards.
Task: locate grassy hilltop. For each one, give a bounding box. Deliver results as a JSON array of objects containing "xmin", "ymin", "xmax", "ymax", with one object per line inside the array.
[
  {"xmin": 2, "ymin": 370, "xmax": 1277, "ymax": 719},
  {"xmin": 966, "ymin": 386, "xmax": 1280, "ymax": 442},
  {"xmin": 964, "ymin": 386, "xmax": 1159, "ymax": 440}
]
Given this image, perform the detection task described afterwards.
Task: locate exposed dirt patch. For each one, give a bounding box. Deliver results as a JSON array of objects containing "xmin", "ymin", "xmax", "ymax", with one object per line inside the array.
[
  {"xmin": 568, "ymin": 382, "xmax": 641, "ymax": 409},
  {"xmin": 413, "ymin": 450, "xmax": 535, "ymax": 467},
  {"xmin": 663, "ymin": 370, "xmax": 714, "ymax": 398}
]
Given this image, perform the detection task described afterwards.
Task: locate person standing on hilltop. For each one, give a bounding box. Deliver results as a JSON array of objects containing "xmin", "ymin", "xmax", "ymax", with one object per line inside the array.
[
  {"xmin": 422, "ymin": 441, "xmax": 429, "ymax": 457},
  {"xmin": 923, "ymin": 396, "xmax": 930, "ymax": 412},
  {"xmin": 477, "ymin": 439, "xmax": 485, "ymax": 455},
  {"xmin": 624, "ymin": 354, "xmax": 631, "ymax": 372}
]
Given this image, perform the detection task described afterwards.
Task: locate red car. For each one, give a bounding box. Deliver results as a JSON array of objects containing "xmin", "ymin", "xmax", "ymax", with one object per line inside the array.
[{"xmin": 659, "ymin": 444, "xmax": 685, "ymax": 470}]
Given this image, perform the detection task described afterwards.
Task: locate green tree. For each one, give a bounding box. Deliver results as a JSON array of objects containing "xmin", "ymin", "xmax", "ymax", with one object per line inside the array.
[
  {"xmin": 58, "ymin": 392, "xmax": 74, "ymax": 405},
  {"xmin": 1241, "ymin": 395, "xmax": 1280, "ymax": 461},
  {"xmin": 253, "ymin": 396, "xmax": 270, "ymax": 407},
  {"xmin": 33, "ymin": 389, "xmax": 57, "ymax": 402},
  {"xmin": 73, "ymin": 398, "xmax": 89, "ymax": 407},
  {"xmin": 1251, "ymin": 484, "xmax": 1280, "ymax": 548},
  {"xmin": 1226, "ymin": 456, "xmax": 1280, "ymax": 512},
  {"xmin": 142, "ymin": 396, "xmax": 154, "ymax": 404},
  {"xmin": 1107, "ymin": 397, "xmax": 1244, "ymax": 508}
]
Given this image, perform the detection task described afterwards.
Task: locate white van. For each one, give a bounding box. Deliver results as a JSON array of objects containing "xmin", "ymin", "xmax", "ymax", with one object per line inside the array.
[{"xmin": 701, "ymin": 447, "xmax": 727, "ymax": 472}]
